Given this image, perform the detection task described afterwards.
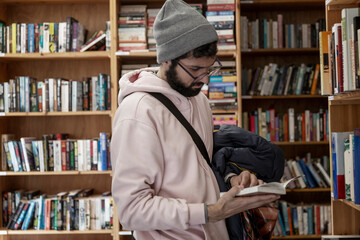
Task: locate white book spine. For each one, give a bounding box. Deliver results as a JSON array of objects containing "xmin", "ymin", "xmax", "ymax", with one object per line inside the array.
[
  {"xmin": 290, "ymin": 160, "xmax": 306, "ymax": 188},
  {"xmin": 38, "ymin": 141, "xmax": 45, "ymax": 172},
  {"xmin": 85, "ymin": 140, "xmax": 91, "ymax": 171},
  {"xmin": 288, "ymin": 108, "xmax": 295, "ymax": 142},
  {"xmin": 297, "ymin": 205, "xmax": 304, "ymax": 235},
  {"xmin": 77, "ymin": 140, "xmax": 84, "ymax": 171},
  {"xmin": 53, "ymin": 140, "xmax": 61, "ymax": 171},
  {"xmin": 43, "ymin": 22, "xmax": 50, "ymax": 53}
]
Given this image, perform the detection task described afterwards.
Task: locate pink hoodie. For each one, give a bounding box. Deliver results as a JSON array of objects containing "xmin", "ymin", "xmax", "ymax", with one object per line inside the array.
[{"xmin": 111, "ymin": 68, "xmax": 229, "ymax": 239}]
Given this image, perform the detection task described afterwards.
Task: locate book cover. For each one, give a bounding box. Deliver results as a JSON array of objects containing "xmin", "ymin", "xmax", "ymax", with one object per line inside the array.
[
  {"xmin": 332, "ymin": 131, "xmax": 351, "ymax": 199},
  {"xmin": 353, "ymin": 128, "xmax": 360, "ymax": 205}
]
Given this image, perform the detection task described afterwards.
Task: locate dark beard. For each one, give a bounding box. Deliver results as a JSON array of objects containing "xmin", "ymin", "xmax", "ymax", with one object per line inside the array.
[{"xmin": 166, "ymin": 61, "xmax": 203, "ymax": 97}]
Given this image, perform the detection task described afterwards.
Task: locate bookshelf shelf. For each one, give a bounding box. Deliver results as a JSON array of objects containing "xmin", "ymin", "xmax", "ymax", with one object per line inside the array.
[
  {"xmin": 0, "ymin": 0, "xmax": 109, "ymax": 3},
  {"xmin": 241, "ymin": 48, "xmax": 320, "ymax": 55},
  {"xmin": 5, "ymin": 229, "xmax": 113, "ymax": 235},
  {"xmin": 0, "ymin": 170, "xmax": 112, "ymax": 176},
  {"xmin": 0, "ymin": 111, "xmax": 112, "ymax": 117},
  {"xmin": 0, "ymin": 52, "xmax": 110, "ymax": 61},
  {"xmin": 242, "ymin": 95, "xmax": 326, "ymax": 99},
  {"xmin": 115, "ymin": 50, "xmax": 236, "ymax": 59},
  {"xmin": 286, "ymin": 188, "xmax": 331, "ymax": 193},
  {"xmin": 274, "ymin": 141, "xmax": 329, "ymax": 146},
  {"xmin": 326, "ymin": 0, "xmax": 360, "ymax": 6},
  {"xmin": 241, "ymin": 0, "xmax": 324, "ymax": 5},
  {"xmin": 272, "ymin": 235, "xmax": 326, "ymax": 239}
]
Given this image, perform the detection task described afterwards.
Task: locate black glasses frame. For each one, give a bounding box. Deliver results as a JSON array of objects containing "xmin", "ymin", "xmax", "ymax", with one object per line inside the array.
[{"xmin": 176, "ymin": 57, "xmax": 222, "ymax": 81}]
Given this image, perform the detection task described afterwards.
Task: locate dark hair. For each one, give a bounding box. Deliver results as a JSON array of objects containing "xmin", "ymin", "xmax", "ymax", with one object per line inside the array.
[{"xmin": 174, "ymin": 41, "xmax": 218, "ymax": 61}]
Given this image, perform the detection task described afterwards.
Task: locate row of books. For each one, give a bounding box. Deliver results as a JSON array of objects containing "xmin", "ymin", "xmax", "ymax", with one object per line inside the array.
[
  {"xmin": 331, "ymin": 129, "xmax": 360, "ymax": 205},
  {"xmin": 0, "ymin": 73, "xmax": 111, "ymax": 113},
  {"xmin": 320, "ymin": 8, "xmax": 360, "ymax": 95},
  {"xmin": 283, "ymin": 157, "xmax": 331, "ymax": 189},
  {"xmin": 242, "ymin": 63, "xmax": 321, "ymax": 96},
  {"xmin": 242, "ymin": 108, "xmax": 328, "ymax": 142},
  {"xmin": 273, "ymin": 201, "xmax": 331, "ymax": 236},
  {"xmin": 2, "ymin": 189, "xmax": 113, "ymax": 231},
  {"xmin": 0, "ymin": 18, "xmax": 90, "ymax": 54},
  {"xmin": 240, "ymin": 15, "xmax": 326, "ymax": 50},
  {"xmin": 2, "ymin": 132, "xmax": 110, "ymax": 172},
  {"xmin": 116, "ymin": 1, "xmax": 236, "ymax": 52}
]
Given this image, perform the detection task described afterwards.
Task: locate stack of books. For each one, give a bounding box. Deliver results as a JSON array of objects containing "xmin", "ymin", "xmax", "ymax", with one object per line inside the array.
[
  {"xmin": 118, "ymin": 5, "xmax": 147, "ymax": 52},
  {"xmin": 206, "ymin": 0, "xmax": 236, "ymax": 50}
]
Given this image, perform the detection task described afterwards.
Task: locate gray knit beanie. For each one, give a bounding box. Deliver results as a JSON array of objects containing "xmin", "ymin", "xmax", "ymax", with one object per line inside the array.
[{"xmin": 154, "ymin": 0, "xmax": 218, "ymax": 63}]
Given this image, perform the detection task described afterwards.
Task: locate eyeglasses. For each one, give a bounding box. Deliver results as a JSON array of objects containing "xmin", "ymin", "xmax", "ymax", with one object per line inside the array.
[{"xmin": 176, "ymin": 57, "xmax": 222, "ymax": 81}]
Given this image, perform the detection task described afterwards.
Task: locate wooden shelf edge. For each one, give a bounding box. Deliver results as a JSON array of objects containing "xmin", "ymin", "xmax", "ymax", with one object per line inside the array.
[
  {"xmin": 0, "ymin": 51, "xmax": 110, "ymax": 60},
  {"xmin": 326, "ymin": 0, "xmax": 360, "ymax": 6},
  {"xmin": 241, "ymin": 48, "xmax": 319, "ymax": 54},
  {"xmin": 115, "ymin": 50, "xmax": 236, "ymax": 58},
  {"xmin": 286, "ymin": 188, "xmax": 331, "ymax": 193},
  {"xmin": 0, "ymin": 111, "xmax": 112, "ymax": 117},
  {"xmin": 242, "ymin": 95, "xmax": 327, "ymax": 99},
  {"xmin": 328, "ymin": 90, "xmax": 360, "ymax": 103},
  {"xmin": 0, "ymin": 170, "xmax": 112, "ymax": 176},
  {"xmin": 1, "ymin": 0, "xmax": 108, "ymax": 3},
  {"xmin": 274, "ymin": 141, "xmax": 329, "ymax": 146},
  {"xmin": 272, "ymin": 234, "xmax": 328, "ymax": 239},
  {"xmin": 4, "ymin": 229, "xmax": 113, "ymax": 235}
]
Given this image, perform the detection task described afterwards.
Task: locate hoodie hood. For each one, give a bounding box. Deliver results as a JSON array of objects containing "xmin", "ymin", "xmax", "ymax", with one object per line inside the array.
[{"xmin": 118, "ymin": 67, "xmax": 192, "ymax": 110}]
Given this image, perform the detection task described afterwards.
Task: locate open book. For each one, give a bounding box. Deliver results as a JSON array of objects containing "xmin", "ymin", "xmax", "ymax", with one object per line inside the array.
[{"xmin": 220, "ymin": 175, "xmax": 303, "ymax": 197}]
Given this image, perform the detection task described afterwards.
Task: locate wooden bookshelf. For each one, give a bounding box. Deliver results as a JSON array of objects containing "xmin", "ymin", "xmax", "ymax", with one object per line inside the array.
[
  {"xmin": 324, "ymin": 1, "xmax": 360, "ymax": 235},
  {"xmin": 0, "ymin": 0, "xmax": 333, "ymax": 240}
]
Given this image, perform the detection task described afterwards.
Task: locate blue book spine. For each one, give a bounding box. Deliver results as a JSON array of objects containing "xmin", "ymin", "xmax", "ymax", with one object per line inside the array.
[
  {"xmin": 206, "ymin": 11, "xmax": 234, "ymax": 16},
  {"xmin": 266, "ymin": 110, "xmax": 270, "ymax": 141},
  {"xmin": 278, "ymin": 211, "xmax": 287, "ymax": 236},
  {"xmin": 21, "ymin": 200, "xmax": 36, "ymax": 230},
  {"xmin": 307, "ymin": 206, "xmax": 314, "ymax": 235},
  {"xmin": 28, "ymin": 24, "xmax": 35, "ymax": 53},
  {"xmin": 100, "ymin": 132, "xmax": 108, "ymax": 171},
  {"xmin": 209, "ymin": 76, "xmax": 224, "ymax": 82},
  {"xmin": 298, "ymin": 159, "xmax": 316, "ymax": 188},
  {"xmin": 332, "ymin": 133, "xmax": 338, "ymax": 199},
  {"xmin": 280, "ymin": 202, "xmax": 290, "ymax": 235},
  {"xmin": 99, "ymin": 73, "xmax": 107, "ymax": 111},
  {"xmin": 354, "ymin": 129, "xmax": 360, "ymax": 205},
  {"xmin": 307, "ymin": 162, "xmax": 323, "ymax": 187}
]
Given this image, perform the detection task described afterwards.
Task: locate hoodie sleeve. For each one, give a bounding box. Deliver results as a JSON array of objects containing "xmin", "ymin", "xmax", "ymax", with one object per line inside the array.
[{"xmin": 111, "ymin": 115, "xmax": 206, "ymax": 231}]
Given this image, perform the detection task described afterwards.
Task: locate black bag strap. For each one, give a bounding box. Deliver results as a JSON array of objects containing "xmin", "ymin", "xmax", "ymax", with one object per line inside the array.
[{"xmin": 148, "ymin": 92, "xmax": 211, "ymax": 167}]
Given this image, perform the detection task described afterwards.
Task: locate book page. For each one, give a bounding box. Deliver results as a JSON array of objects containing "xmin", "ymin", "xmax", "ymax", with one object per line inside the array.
[{"xmin": 220, "ymin": 175, "xmax": 303, "ymax": 197}]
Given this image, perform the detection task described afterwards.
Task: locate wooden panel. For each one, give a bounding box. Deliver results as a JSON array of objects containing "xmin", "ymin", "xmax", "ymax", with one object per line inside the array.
[
  {"xmin": 241, "ymin": 8, "xmax": 325, "ymax": 25},
  {"xmin": 7, "ymin": 234, "xmax": 112, "ymax": 240},
  {"xmin": 329, "ymin": 104, "xmax": 360, "ymax": 132},
  {"xmin": 5, "ymin": 3, "xmax": 109, "ymax": 35},
  {"xmin": 6, "ymin": 60, "xmax": 110, "ymax": 82},
  {"xmin": 4, "ymin": 115, "xmax": 111, "ymax": 139},
  {"xmin": 280, "ymin": 144, "xmax": 329, "ymax": 159},
  {"xmin": 282, "ymin": 190, "xmax": 331, "ymax": 204},
  {"xmin": 3, "ymin": 174, "xmax": 111, "ymax": 194},
  {"xmin": 241, "ymin": 98, "xmax": 328, "ymax": 114},
  {"xmin": 332, "ymin": 199, "xmax": 360, "ymax": 234}
]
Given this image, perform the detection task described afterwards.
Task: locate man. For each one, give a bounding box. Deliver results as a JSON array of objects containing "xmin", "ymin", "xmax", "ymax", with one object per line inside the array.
[{"xmin": 111, "ymin": 0, "xmax": 280, "ymax": 239}]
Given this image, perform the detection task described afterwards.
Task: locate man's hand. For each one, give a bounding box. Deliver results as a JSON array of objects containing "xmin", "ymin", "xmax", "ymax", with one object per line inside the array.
[
  {"xmin": 207, "ymin": 171, "xmax": 275, "ymax": 223},
  {"xmin": 207, "ymin": 186, "xmax": 279, "ymax": 222},
  {"xmin": 230, "ymin": 170, "xmax": 264, "ymax": 189}
]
